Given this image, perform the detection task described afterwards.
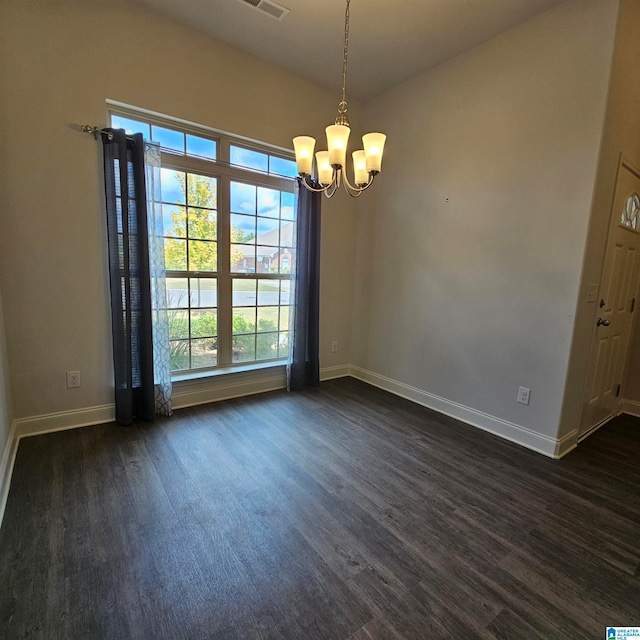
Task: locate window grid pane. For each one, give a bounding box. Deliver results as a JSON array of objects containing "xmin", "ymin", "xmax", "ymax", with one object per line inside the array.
[
  {"xmin": 233, "ymin": 334, "xmax": 256, "ymax": 363},
  {"xmin": 230, "ymin": 146, "xmax": 268, "ymax": 172},
  {"xmin": 191, "ymin": 338, "xmax": 217, "ymax": 369},
  {"xmin": 186, "ymin": 134, "xmax": 217, "ymax": 160},
  {"xmin": 151, "ymin": 125, "xmax": 185, "ymax": 153},
  {"xmin": 166, "ymin": 276, "xmax": 218, "ymax": 371},
  {"xmin": 111, "ymin": 116, "xmax": 150, "ymax": 138}
]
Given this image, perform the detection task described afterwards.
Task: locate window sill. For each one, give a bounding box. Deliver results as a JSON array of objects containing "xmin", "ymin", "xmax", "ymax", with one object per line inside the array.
[{"xmin": 171, "ymin": 359, "xmax": 287, "ymax": 385}]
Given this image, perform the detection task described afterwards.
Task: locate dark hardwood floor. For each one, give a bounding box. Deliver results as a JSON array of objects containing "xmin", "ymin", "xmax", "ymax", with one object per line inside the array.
[{"xmin": 1, "ymin": 377, "xmax": 639, "ymax": 639}]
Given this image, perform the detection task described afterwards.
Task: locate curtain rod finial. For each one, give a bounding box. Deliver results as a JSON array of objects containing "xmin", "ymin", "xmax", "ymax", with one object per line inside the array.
[
  {"xmin": 81, "ymin": 124, "xmax": 114, "ymax": 140},
  {"xmin": 81, "ymin": 124, "xmax": 100, "ymax": 138}
]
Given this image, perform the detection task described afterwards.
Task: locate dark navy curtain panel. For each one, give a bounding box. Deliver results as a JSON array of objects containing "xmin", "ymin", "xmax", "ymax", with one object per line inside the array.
[
  {"xmin": 289, "ymin": 180, "xmax": 321, "ymax": 391},
  {"xmin": 102, "ymin": 128, "xmax": 155, "ymax": 424}
]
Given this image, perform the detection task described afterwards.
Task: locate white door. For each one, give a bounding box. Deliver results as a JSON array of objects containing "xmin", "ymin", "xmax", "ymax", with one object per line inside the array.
[{"xmin": 580, "ymin": 160, "xmax": 640, "ymax": 438}]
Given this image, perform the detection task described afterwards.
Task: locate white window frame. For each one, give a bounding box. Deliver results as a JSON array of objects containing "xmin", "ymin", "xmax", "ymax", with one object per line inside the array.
[{"xmin": 108, "ymin": 106, "xmax": 297, "ymax": 380}]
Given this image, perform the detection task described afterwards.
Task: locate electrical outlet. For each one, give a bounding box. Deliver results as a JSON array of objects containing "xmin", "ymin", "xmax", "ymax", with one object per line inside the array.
[
  {"xmin": 331, "ymin": 340, "xmax": 338, "ymax": 353},
  {"xmin": 517, "ymin": 386, "xmax": 531, "ymax": 405},
  {"xmin": 66, "ymin": 370, "xmax": 81, "ymax": 389}
]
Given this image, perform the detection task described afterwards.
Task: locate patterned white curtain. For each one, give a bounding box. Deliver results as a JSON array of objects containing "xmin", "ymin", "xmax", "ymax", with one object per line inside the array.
[{"xmin": 145, "ymin": 143, "xmax": 173, "ymax": 415}]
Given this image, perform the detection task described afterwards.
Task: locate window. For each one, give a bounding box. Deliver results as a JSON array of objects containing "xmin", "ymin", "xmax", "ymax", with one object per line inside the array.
[
  {"xmin": 110, "ymin": 109, "xmax": 297, "ymax": 375},
  {"xmin": 620, "ymin": 193, "xmax": 640, "ymax": 231}
]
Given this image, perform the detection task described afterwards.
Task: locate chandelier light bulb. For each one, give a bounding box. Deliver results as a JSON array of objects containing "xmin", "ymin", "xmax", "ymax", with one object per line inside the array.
[
  {"xmin": 352, "ymin": 150, "xmax": 368, "ymax": 185},
  {"xmin": 293, "ymin": 136, "xmax": 316, "ymax": 175},
  {"xmin": 363, "ymin": 132, "xmax": 386, "ymax": 173},
  {"xmin": 326, "ymin": 124, "xmax": 350, "ymax": 167},
  {"xmin": 292, "ymin": 0, "xmax": 386, "ymax": 198},
  {"xmin": 315, "ymin": 151, "xmax": 334, "ymax": 185}
]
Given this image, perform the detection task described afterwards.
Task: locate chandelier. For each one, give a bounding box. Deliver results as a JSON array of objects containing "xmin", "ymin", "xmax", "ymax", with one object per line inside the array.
[{"xmin": 293, "ymin": 0, "xmax": 386, "ymax": 198}]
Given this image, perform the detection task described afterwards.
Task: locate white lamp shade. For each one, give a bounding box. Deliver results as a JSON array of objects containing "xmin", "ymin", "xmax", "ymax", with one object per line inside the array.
[
  {"xmin": 352, "ymin": 150, "xmax": 368, "ymax": 185},
  {"xmin": 363, "ymin": 132, "xmax": 386, "ymax": 173},
  {"xmin": 293, "ymin": 136, "xmax": 316, "ymax": 175},
  {"xmin": 326, "ymin": 124, "xmax": 350, "ymax": 167},
  {"xmin": 315, "ymin": 151, "xmax": 333, "ymax": 185}
]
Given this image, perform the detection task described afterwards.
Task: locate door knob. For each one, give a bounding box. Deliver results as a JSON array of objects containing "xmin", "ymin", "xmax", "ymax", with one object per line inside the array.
[{"xmin": 597, "ymin": 318, "xmax": 610, "ymax": 327}]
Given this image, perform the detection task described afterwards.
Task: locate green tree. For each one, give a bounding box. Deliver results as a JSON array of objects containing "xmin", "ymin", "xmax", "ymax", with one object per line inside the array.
[
  {"xmin": 164, "ymin": 173, "xmax": 254, "ymax": 271},
  {"xmin": 235, "ymin": 229, "xmax": 255, "ymax": 243}
]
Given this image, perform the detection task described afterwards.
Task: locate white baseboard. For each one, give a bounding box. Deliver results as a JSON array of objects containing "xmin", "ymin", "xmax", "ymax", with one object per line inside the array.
[
  {"xmin": 320, "ymin": 364, "xmax": 351, "ymax": 381},
  {"xmin": 14, "ymin": 404, "xmax": 116, "ymax": 439},
  {"xmin": 172, "ymin": 364, "xmax": 351, "ymax": 408},
  {"xmin": 618, "ymin": 398, "xmax": 640, "ymax": 418},
  {"xmin": 172, "ymin": 369, "xmax": 287, "ymax": 409},
  {"xmin": 350, "ymin": 366, "xmax": 566, "ymax": 459},
  {"xmin": 0, "ymin": 420, "xmax": 18, "ymax": 526},
  {"xmin": 10, "ymin": 366, "xmax": 294, "ymax": 439},
  {"xmin": 555, "ymin": 429, "xmax": 579, "ymax": 458}
]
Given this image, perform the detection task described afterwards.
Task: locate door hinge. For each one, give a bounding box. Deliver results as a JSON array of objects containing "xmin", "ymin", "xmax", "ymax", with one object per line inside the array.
[
  {"xmin": 631, "ymin": 298, "xmax": 636, "ymax": 313},
  {"xmin": 616, "ymin": 383, "xmax": 621, "ymax": 397}
]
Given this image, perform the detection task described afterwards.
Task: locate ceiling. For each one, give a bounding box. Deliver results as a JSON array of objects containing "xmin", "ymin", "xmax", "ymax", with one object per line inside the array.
[{"xmin": 132, "ymin": 0, "xmax": 567, "ymax": 101}]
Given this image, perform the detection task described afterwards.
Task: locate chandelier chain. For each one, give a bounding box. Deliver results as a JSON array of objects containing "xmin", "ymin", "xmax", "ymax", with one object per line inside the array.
[
  {"xmin": 339, "ymin": 0, "xmax": 350, "ymax": 114},
  {"xmin": 292, "ymin": 0, "xmax": 386, "ymax": 198}
]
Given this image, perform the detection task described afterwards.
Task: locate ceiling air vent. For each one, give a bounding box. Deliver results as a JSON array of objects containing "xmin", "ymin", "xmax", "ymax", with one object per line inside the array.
[{"xmin": 236, "ymin": 0, "xmax": 289, "ymax": 21}]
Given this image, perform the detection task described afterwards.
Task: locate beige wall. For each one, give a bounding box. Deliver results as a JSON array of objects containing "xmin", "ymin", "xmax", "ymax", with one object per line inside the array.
[
  {"xmin": 0, "ymin": 0, "xmax": 629, "ymax": 452},
  {"xmin": 0, "ymin": 0, "xmax": 358, "ymax": 419},
  {"xmin": 0, "ymin": 290, "xmax": 13, "ymax": 458},
  {"xmin": 353, "ymin": 0, "xmax": 617, "ymax": 440}
]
